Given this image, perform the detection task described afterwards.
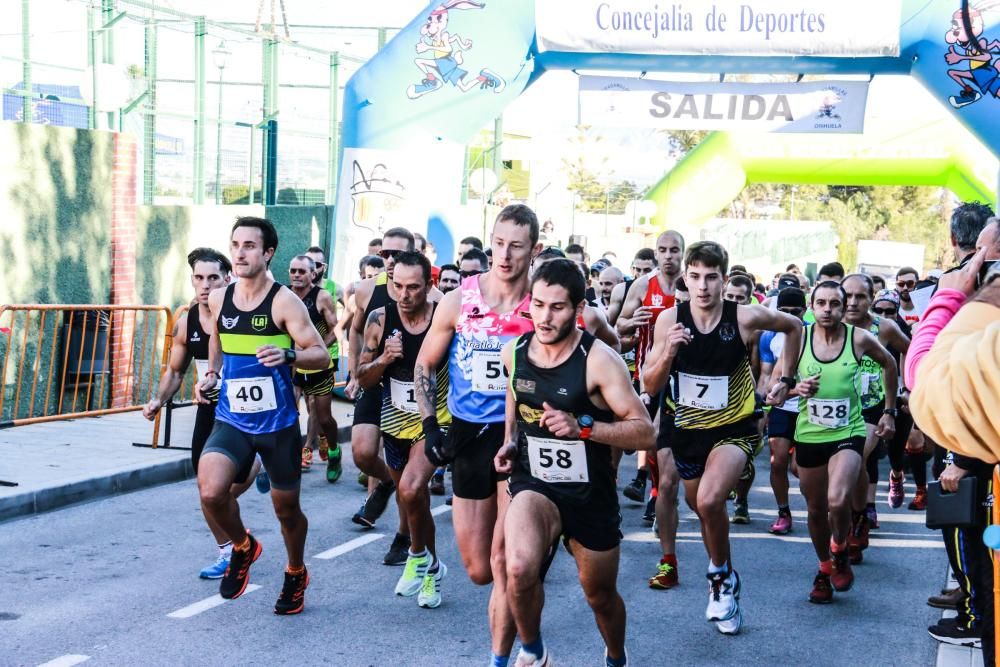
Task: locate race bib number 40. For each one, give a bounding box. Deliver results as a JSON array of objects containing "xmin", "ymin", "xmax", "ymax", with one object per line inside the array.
[
  {"xmin": 471, "ymin": 350, "xmax": 508, "ymax": 393},
  {"xmin": 526, "ymin": 436, "xmax": 589, "ymax": 483},
  {"xmin": 807, "ymin": 398, "xmax": 850, "ymax": 429},
  {"xmin": 389, "ymin": 378, "xmax": 419, "ymax": 414},
  {"xmin": 225, "ymin": 377, "xmax": 277, "ymax": 414},
  {"xmin": 677, "ymin": 373, "xmax": 729, "ymax": 410}
]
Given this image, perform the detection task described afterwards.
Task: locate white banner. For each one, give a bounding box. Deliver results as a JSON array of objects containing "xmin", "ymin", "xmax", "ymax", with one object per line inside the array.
[
  {"xmin": 579, "ymin": 77, "xmax": 869, "ymax": 133},
  {"xmin": 537, "ymin": 0, "xmax": 901, "ymax": 57}
]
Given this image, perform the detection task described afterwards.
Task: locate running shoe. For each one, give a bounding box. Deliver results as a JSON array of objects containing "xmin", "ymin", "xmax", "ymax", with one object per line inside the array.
[
  {"xmin": 623, "ymin": 477, "xmax": 646, "ymax": 503},
  {"xmin": 715, "ymin": 602, "xmax": 743, "ymax": 635},
  {"xmin": 928, "ymin": 620, "xmax": 982, "ymax": 647},
  {"xmin": 417, "ymin": 561, "xmax": 447, "ymax": 609},
  {"xmin": 395, "ymin": 551, "xmax": 431, "ymax": 596},
  {"xmin": 705, "ymin": 570, "xmax": 740, "ymax": 622},
  {"xmin": 731, "ymin": 501, "xmax": 750, "ymax": 525},
  {"xmin": 301, "ymin": 447, "xmax": 313, "ymax": 472},
  {"xmin": 642, "ymin": 497, "xmax": 656, "ymax": 523},
  {"xmin": 648, "ymin": 558, "xmax": 679, "ymax": 589},
  {"xmin": 514, "ymin": 645, "xmax": 551, "ymax": 667},
  {"xmin": 769, "ymin": 511, "xmax": 793, "ymax": 535},
  {"xmin": 255, "ymin": 469, "xmax": 270, "ymax": 494},
  {"xmin": 808, "ymin": 571, "xmax": 833, "ymax": 604},
  {"xmin": 429, "ymin": 471, "xmax": 446, "ymax": 496},
  {"xmin": 199, "ymin": 553, "xmax": 230, "ymax": 580},
  {"xmin": 318, "ymin": 435, "xmax": 329, "ymax": 462},
  {"xmin": 908, "ymin": 486, "xmax": 927, "ymax": 511},
  {"xmin": 865, "ymin": 505, "xmax": 879, "ymax": 530},
  {"xmin": 219, "ymin": 533, "xmax": 261, "ymax": 599},
  {"xmin": 384, "ymin": 532, "xmax": 411, "ymax": 567},
  {"xmin": 831, "ymin": 550, "xmax": 854, "ymax": 592},
  {"xmin": 274, "ymin": 567, "xmax": 309, "ymax": 615},
  {"xmin": 326, "ymin": 444, "xmax": 342, "ymax": 483},
  {"xmin": 357, "ymin": 471, "xmax": 368, "ymax": 487},
  {"xmin": 352, "ymin": 479, "xmax": 395, "ymax": 529},
  {"xmin": 888, "ymin": 472, "xmax": 905, "ymax": 508}
]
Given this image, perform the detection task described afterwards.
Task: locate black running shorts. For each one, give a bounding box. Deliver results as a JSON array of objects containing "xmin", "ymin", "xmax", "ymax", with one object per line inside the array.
[
  {"xmin": 767, "ymin": 407, "xmax": 797, "ymax": 441},
  {"xmin": 508, "ymin": 479, "xmax": 622, "ymax": 552},
  {"xmin": 794, "ymin": 436, "xmax": 865, "ymax": 469},
  {"xmin": 448, "ymin": 416, "xmax": 507, "ymax": 500},
  {"xmin": 202, "ymin": 421, "xmax": 302, "ymax": 490},
  {"xmin": 353, "ymin": 382, "xmax": 383, "ymax": 426}
]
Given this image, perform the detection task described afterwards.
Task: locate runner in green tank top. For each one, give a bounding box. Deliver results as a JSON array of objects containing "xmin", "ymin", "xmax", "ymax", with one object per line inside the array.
[{"xmin": 787, "ymin": 281, "xmax": 897, "ymax": 605}]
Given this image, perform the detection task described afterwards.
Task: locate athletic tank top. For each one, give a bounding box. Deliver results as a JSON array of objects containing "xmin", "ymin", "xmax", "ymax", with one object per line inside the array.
[
  {"xmin": 364, "ymin": 272, "xmax": 391, "ymax": 319},
  {"xmin": 186, "ymin": 305, "xmax": 218, "ymax": 402},
  {"xmin": 794, "ymin": 323, "xmax": 866, "ymax": 444},
  {"xmin": 511, "ymin": 332, "xmax": 616, "ymax": 505},
  {"xmin": 447, "ymin": 274, "xmax": 534, "ymax": 423},
  {"xmin": 321, "ymin": 278, "xmax": 340, "ymax": 359},
  {"xmin": 858, "ymin": 316, "xmax": 885, "ymax": 410},
  {"xmin": 635, "ymin": 276, "xmax": 675, "ymax": 380},
  {"xmin": 673, "ymin": 300, "xmax": 755, "ymax": 431},
  {"xmin": 215, "ymin": 283, "xmax": 298, "ymax": 435},
  {"xmin": 379, "ymin": 303, "xmax": 451, "ymax": 439},
  {"xmin": 296, "ymin": 285, "xmax": 334, "ymax": 375}
]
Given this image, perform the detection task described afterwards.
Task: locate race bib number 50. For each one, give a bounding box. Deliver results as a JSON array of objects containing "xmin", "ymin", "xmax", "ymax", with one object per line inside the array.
[
  {"xmin": 526, "ymin": 436, "xmax": 589, "ymax": 483},
  {"xmin": 471, "ymin": 350, "xmax": 508, "ymax": 393},
  {"xmin": 677, "ymin": 373, "xmax": 729, "ymax": 410},
  {"xmin": 226, "ymin": 377, "xmax": 277, "ymax": 414}
]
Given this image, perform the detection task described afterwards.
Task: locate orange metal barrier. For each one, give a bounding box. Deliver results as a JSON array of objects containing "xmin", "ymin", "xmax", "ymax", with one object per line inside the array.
[{"xmin": 0, "ymin": 305, "xmax": 173, "ymax": 436}]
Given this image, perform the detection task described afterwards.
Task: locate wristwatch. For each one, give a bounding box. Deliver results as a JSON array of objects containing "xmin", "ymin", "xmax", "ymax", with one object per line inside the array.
[
  {"xmin": 883, "ymin": 407, "xmax": 899, "ymax": 418},
  {"xmin": 779, "ymin": 376, "xmax": 797, "ymax": 390},
  {"xmin": 283, "ymin": 348, "xmax": 297, "ymax": 365},
  {"xmin": 577, "ymin": 414, "xmax": 594, "ymax": 440}
]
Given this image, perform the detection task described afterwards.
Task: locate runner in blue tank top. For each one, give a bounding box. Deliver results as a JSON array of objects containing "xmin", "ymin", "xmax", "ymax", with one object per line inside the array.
[{"xmin": 195, "ymin": 216, "xmax": 330, "ymax": 616}]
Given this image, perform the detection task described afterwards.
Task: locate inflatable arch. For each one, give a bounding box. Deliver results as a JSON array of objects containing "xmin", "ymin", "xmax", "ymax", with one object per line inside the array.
[{"xmin": 333, "ymin": 0, "xmax": 1000, "ymax": 279}]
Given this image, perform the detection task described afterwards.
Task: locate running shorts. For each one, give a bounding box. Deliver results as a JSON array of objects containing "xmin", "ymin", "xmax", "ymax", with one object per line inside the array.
[
  {"xmin": 448, "ymin": 416, "xmax": 507, "ymax": 500},
  {"xmin": 202, "ymin": 421, "xmax": 302, "ymax": 490},
  {"xmin": 794, "ymin": 436, "xmax": 865, "ymax": 469}
]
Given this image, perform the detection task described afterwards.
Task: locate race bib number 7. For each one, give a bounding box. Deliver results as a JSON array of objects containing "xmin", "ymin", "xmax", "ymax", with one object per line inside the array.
[
  {"xmin": 471, "ymin": 350, "xmax": 508, "ymax": 393},
  {"xmin": 677, "ymin": 373, "xmax": 729, "ymax": 410},
  {"xmin": 526, "ymin": 436, "xmax": 589, "ymax": 483},
  {"xmin": 225, "ymin": 377, "xmax": 277, "ymax": 414}
]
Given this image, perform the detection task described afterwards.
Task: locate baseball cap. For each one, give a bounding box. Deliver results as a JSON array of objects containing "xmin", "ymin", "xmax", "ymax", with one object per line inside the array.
[
  {"xmin": 590, "ymin": 259, "xmax": 611, "ymax": 274},
  {"xmin": 777, "ymin": 276, "xmax": 800, "ymax": 291}
]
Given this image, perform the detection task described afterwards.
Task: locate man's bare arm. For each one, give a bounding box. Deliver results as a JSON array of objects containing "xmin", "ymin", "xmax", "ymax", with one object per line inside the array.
[
  {"xmin": 590, "ymin": 345, "xmax": 655, "ymax": 450},
  {"xmin": 356, "ymin": 308, "xmax": 388, "ymax": 389},
  {"xmin": 415, "ymin": 289, "xmax": 460, "ymax": 418}
]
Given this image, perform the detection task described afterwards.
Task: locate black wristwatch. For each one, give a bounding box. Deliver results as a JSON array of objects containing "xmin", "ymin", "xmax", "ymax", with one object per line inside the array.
[
  {"xmin": 779, "ymin": 376, "xmax": 797, "ymax": 390},
  {"xmin": 283, "ymin": 348, "xmax": 297, "ymax": 365},
  {"xmin": 883, "ymin": 408, "xmax": 899, "ymax": 418}
]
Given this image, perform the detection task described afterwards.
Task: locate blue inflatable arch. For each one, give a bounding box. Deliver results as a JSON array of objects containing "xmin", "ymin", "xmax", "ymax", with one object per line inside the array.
[{"xmin": 332, "ymin": 0, "xmax": 1000, "ymax": 278}]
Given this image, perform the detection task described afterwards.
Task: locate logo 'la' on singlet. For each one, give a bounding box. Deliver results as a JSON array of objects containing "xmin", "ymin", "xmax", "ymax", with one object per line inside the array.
[
  {"xmin": 296, "ymin": 285, "xmax": 334, "ymax": 375},
  {"xmin": 447, "ymin": 274, "xmax": 534, "ymax": 424},
  {"xmin": 379, "ymin": 302, "xmax": 451, "ymax": 439},
  {"xmin": 511, "ymin": 332, "xmax": 616, "ymax": 506},
  {"xmin": 672, "ymin": 300, "xmax": 755, "ymax": 431},
  {"xmin": 215, "ymin": 283, "xmax": 298, "ymax": 435},
  {"xmin": 795, "ymin": 323, "xmax": 866, "ymax": 444},
  {"xmin": 186, "ymin": 305, "xmax": 218, "ymax": 401},
  {"xmin": 635, "ymin": 275, "xmax": 675, "ymax": 381},
  {"xmin": 858, "ymin": 317, "xmax": 885, "ymax": 409}
]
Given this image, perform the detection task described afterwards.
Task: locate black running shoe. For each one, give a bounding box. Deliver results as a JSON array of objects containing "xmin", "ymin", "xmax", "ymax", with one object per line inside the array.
[
  {"xmin": 219, "ymin": 533, "xmax": 262, "ymax": 600},
  {"xmin": 274, "ymin": 567, "xmax": 309, "ymax": 615},
  {"xmin": 352, "ymin": 479, "xmax": 396, "ymax": 529},
  {"xmin": 383, "ymin": 532, "xmax": 411, "ymax": 566},
  {"xmin": 642, "ymin": 497, "xmax": 656, "ymax": 523},
  {"xmin": 928, "ymin": 620, "xmax": 982, "ymax": 647},
  {"xmin": 429, "ymin": 472, "xmax": 446, "ymax": 496},
  {"xmin": 623, "ymin": 477, "xmax": 646, "ymax": 503}
]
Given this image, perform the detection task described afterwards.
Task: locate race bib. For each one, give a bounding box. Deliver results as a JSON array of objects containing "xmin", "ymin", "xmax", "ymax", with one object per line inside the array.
[
  {"xmin": 194, "ymin": 359, "xmax": 209, "ymax": 381},
  {"xmin": 526, "ymin": 436, "xmax": 589, "ymax": 483},
  {"xmin": 389, "ymin": 378, "xmax": 420, "ymax": 414},
  {"xmin": 807, "ymin": 398, "xmax": 850, "ymax": 429},
  {"xmin": 225, "ymin": 377, "xmax": 277, "ymax": 414},
  {"xmin": 471, "ymin": 350, "xmax": 507, "ymax": 393},
  {"xmin": 677, "ymin": 373, "xmax": 729, "ymax": 410}
]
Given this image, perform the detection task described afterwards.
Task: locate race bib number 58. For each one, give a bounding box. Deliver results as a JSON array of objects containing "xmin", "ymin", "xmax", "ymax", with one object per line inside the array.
[
  {"xmin": 526, "ymin": 436, "xmax": 589, "ymax": 483},
  {"xmin": 471, "ymin": 350, "xmax": 507, "ymax": 393},
  {"xmin": 225, "ymin": 377, "xmax": 277, "ymax": 414}
]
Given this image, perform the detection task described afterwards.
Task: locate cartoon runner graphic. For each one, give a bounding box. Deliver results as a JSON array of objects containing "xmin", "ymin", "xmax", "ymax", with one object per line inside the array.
[
  {"xmin": 944, "ymin": 3, "xmax": 1000, "ymax": 108},
  {"xmin": 406, "ymin": 0, "xmax": 506, "ymax": 100}
]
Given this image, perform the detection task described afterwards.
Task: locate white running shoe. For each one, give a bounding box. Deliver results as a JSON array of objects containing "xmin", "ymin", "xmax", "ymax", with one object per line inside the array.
[
  {"xmin": 514, "ymin": 645, "xmax": 551, "ymax": 666},
  {"xmin": 417, "ymin": 561, "xmax": 447, "ymax": 609},
  {"xmin": 705, "ymin": 570, "xmax": 740, "ymax": 622},
  {"xmin": 715, "ymin": 603, "xmax": 743, "ymax": 635}
]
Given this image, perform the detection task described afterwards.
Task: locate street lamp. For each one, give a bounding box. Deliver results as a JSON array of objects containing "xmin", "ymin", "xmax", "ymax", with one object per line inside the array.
[{"xmin": 212, "ymin": 40, "xmax": 231, "ymax": 204}]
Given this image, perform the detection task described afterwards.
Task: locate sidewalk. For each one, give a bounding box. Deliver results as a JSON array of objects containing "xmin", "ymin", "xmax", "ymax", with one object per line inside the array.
[{"xmin": 0, "ymin": 400, "xmax": 354, "ymax": 522}]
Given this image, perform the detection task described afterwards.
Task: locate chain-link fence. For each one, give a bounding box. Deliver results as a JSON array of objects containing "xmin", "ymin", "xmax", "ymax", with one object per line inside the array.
[{"xmin": 1, "ymin": 0, "xmax": 398, "ymax": 205}]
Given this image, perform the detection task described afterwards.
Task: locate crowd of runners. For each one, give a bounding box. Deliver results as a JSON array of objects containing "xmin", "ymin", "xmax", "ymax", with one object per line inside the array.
[{"xmin": 141, "ymin": 200, "xmax": 1000, "ymax": 666}]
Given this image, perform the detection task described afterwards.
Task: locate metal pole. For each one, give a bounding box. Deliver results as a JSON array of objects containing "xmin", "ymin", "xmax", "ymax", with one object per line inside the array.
[
  {"xmin": 143, "ymin": 19, "xmax": 157, "ymax": 205},
  {"xmin": 102, "ymin": 0, "xmax": 115, "ymax": 129},
  {"xmin": 248, "ymin": 125, "xmax": 255, "ymax": 203},
  {"xmin": 378, "ymin": 28, "xmax": 387, "ymax": 50},
  {"xmin": 193, "ymin": 16, "xmax": 206, "ymax": 204},
  {"xmin": 326, "ymin": 52, "xmax": 339, "ymax": 205},
  {"xmin": 262, "ymin": 37, "xmax": 278, "ymax": 206},
  {"xmin": 88, "ymin": 6, "xmax": 99, "ymax": 130},
  {"xmin": 492, "ymin": 115, "xmax": 503, "ymax": 185},
  {"xmin": 21, "ymin": 0, "xmax": 31, "ymax": 124},
  {"xmin": 215, "ymin": 66, "xmax": 224, "ymax": 204}
]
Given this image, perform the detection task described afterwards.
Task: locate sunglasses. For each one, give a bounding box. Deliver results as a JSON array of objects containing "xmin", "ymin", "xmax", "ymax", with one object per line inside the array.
[
  {"xmin": 379, "ymin": 249, "xmax": 402, "ymax": 260},
  {"xmin": 872, "ymin": 307, "xmax": 897, "ymax": 317},
  {"xmin": 895, "ymin": 280, "xmax": 915, "ymax": 289},
  {"xmin": 314, "ymin": 262, "xmax": 326, "ymax": 269},
  {"xmin": 459, "ymin": 269, "xmax": 482, "ymax": 278},
  {"xmin": 288, "ymin": 268, "xmax": 311, "ymax": 275}
]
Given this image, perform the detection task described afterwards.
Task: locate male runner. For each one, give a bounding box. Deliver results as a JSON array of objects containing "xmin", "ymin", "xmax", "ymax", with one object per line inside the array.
[
  {"xmin": 642, "ymin": 241, "xmax": 802, "ymax": 634},
  {"xmin": 414, "ymin": 204, "xmax": 539, "ymax": 667},
  {"xmin": 194, "ymin": 216, "xmax": 330, "ymax": 615},
  {"xmin": 439, "ymin": 263, "xmax": 461, "ymax": 293},
  {"xmin": 461, "ymin": 247, "xmax": 490, "ymax": 277},
  {"xmin": 357, "ymin": 251, "xmax": 452, "ymax": 608},
  {"xmin": 287, "ymin": 255, "xmax": 342, "ymax": 482},
  {"xmin": 788, "ymin": 281, "xmax": 897, "ymax": 603},
  {"xmin": 144, "ymin": 248, "xmax": 261, "ymax": 579},
  {"xmin": 598, "ymin": 266, "xmax": 624, "ymax": 309},
  {"xmin": 494, "ymin": 258, "xmax": 654, "ymax": 667},
  {"xmin": 895, "ymin": 267, "xmax": 922, "ymax": 325}
]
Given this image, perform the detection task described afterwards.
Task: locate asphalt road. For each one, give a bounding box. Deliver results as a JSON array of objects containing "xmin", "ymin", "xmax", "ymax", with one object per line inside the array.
[{"xmin": 0, "ymin": 452, "xmax": 941, "ymax": 666}]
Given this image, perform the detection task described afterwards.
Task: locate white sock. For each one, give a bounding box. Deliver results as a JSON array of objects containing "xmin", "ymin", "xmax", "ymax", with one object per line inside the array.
[{"xmin": 219, "ymin": 541, "xmax": 233, "ymax": 558}]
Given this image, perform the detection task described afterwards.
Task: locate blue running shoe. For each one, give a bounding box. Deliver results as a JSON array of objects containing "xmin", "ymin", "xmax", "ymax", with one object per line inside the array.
[
  {"xmin": 199, "ymin": 553, "xmax": 230, "ymax": 580},
  {"xmin": 255, "ymin": 470, "xmax": 270, "ymax": 494}
]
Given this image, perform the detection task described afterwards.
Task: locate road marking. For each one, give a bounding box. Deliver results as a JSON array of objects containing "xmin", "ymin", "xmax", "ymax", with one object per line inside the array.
[
  {"xmin": 166, "ymin": 585, "xmax": 261, "ymax": 619},
  {"xmin": 431, "ymin": 504, "xmax": 452, "ymax": 517},
  {"xmin": 37, "ymin": 656, "xmax": 90, "ymax": 667},
  {"xmin": 624, "ymin": 531, "xmax": 944, "ymax": 548},
  {"xmin": 313, "ymin": 533, "xmax": 385, "ymax": 560},
  {"xmin": 745, "ymin": 506, "xmax": 929, "ymax": 525}
]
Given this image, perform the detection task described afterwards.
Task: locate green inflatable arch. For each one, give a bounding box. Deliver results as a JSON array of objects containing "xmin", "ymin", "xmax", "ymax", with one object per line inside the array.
[{"xmin": 646, "ymin": 119, "xmax": 998, "ymax": 229}]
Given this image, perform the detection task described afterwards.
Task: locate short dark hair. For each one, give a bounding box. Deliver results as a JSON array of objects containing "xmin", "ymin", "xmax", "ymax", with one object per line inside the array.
[
  {"xmin": 811, "ymin": 280, "xmax": 847, "ymax": 304},
  {"xmin": 675, "ymin": 276, "xmax": 687, "ymax": 291},
  {"xmin": 565, "ymin": 243, "xmax": 585, "ymax": 257},
  {"xmin": 685, "ymin": 241, "xmax": 729, "ymax": 274},
  {"xmin": 439, "ymin": 263, "xmax": 459, "ymax": 275},
  {"xmin": 531, "ymin": 258, "xmax": 586, "ymax": 306},
  {"xmin": 360, "ymin": 254, "xmax": 384, "ymax": 272},
  {"xmin": 461, "ymin": 247, "xmax": 489, "ymax": 271},
  {"xmin": 368, "ymin": 238, "xmax": 382, "ymax": 248},
  {"xmin": 383, "ymin": 227, "xmax": 415, "ymax": 250},
  {"xmin": 896, "ymin": 266, "xmax": 919, "ymax": 279},
  {"xmin": 951, "ymin": 202, "xmax": 995, "ymax": 252},
  {"xmin": 871, "ymin": 275, "xmax": 886, "ymax": 289},
  {"xmin": 727, "ymin": 274, "xmax": 754, "ymax": 297},
  {"xmin": 786, "ymin": 263, "xmax": 800, "ymax": 271},
  {"xmin": 306, "ymin": 245, "xmax": 325, "ymax": 258},
  {"xmin": 412, "ymin": 232, "xmax": 427, "ymax": 252},
  {"xmin": 634, "ymin": 248, "xmax": 655, "ymax": 262},
  {"xmin": 842, "ymin": 273, "xmax": 874, "ymax": 298},
  {"xmin": 731, "ymin": 264, "xmax": 747, "ymax": 274},
  {"xmin": 392, "ymin": 250, "xmax": 431, "ymax": 283},
  {"xmin": 495, "ymin": 204, "xmax": 540, "ymax": 246},
  {"xmin": 818, "ymin": 262, "xmax": 845, "ymax": 279},
  {"xmin": 460, "ymin": 236, "xmax": 484, "ymax": 249},
  {"xmin": 232, "ymin": 216, "xmax": 278, "ymax": 258},
  {"xmin": 187, "ymin": 247, "xmax": 232, "ymax": 274},
  {"xmin": 485, "ymin": 247, "xmax": 493, "ymax": 257},
  {"xmin": 537, "ymin": 246, "xmax": 566, "ymax": 261}
]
